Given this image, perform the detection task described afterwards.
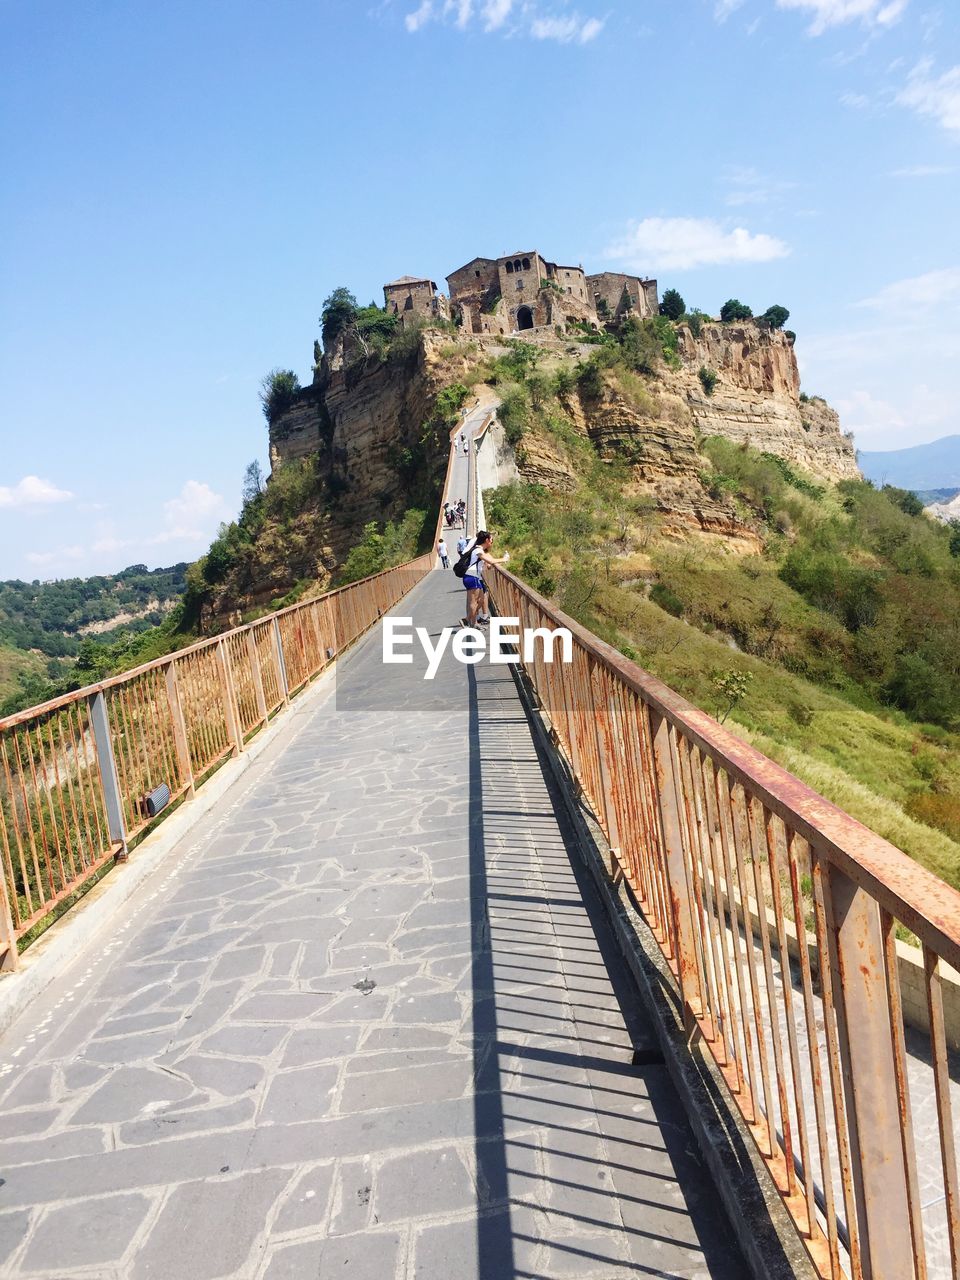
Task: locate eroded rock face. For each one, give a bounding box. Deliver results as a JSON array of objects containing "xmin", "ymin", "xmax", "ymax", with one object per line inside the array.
[
  {"xmin": 270, "ymin": 334, "xmax": 461, "ymax": 539},
  {"xmin": 674, "ymin": 324, "xmax": 859, "ymax": 483},
  {"xmin": 556, "ymin": 385, "xmax": 743, "ymax": 538}
]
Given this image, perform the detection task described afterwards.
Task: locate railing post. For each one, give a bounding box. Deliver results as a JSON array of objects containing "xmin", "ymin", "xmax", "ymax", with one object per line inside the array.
[
  {"xmin": 272, "ymin": 618, "xmax": 290, "ymax": 704},
  {"xmin": 648, "ymin": 707, "xmax": 703, "ymax": 1024},
  {"xmin": 0, "ymin": 867, "xmax": 18, "ymax": 971},
  {"xmin": 88, "ymin": 690, "xmax": 128, "ymax": 860},
  {"xmin": 216, "ymin": 640, "xmax": 243, "ymax": 755},
  {"xmin": 588, "ymin": 658, "xmax": 621, "ymax": 869},
  {"xmin": 163, "ymin": 659, "xmax": 194, "ymax": 798},
  {"xmin": 821, "ymin": 860, "xmax": 916, "ymax": 1280},
  {"xmin": 245, "ymin": 630, "xmax": 268, "ymax": 723}
]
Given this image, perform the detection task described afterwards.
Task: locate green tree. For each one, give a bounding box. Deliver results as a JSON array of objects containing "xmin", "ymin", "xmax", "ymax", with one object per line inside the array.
[
  {"xmin": 259, "ymin": 369, "xmax": 301, "ymax": 422},
  {"xmin": 949, "ymin": 519, "xmax": 960, "ymax": 559},
  {"xmin": 659, "ymin": 288, "xmax": 685, "ymax": 321},
  {"xmin": 760, "ymin": 304, "xmax": 790, "ymax": 330},
  {"xmin": 720, "ymin": 298, "xmax": 753, "ymax": 322},
  {"xmin": 882, "ymin": 484, "xmax": 924, "ymax": 518},
  {"xmin": 242, "ymin": 460, "xmax": 264, "ymax": 503},
  {"xmin": 320, "ymin": 287, "xmax": 359, "ymax": 346}
]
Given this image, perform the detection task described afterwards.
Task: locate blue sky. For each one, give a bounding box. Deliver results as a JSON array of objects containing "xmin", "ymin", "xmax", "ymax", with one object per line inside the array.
[{"xmin": 1, "ymin": 0, "xmax": 958, "ymax": 581}]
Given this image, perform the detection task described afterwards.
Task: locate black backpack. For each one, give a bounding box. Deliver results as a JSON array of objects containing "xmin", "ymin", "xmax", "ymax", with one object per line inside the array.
[{"xmin": 453, "ymin": 542, "xmax": 475, "ymax": 578}]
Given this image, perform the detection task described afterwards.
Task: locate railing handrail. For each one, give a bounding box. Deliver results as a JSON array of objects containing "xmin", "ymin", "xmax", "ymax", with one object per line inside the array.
[
  {"xmin": 0, "ymin": 552, "xmax": 433, "ymax": 734},
  {"xmin": 487, "ymin": 561, "xmax": 960, "ymax": 971}
]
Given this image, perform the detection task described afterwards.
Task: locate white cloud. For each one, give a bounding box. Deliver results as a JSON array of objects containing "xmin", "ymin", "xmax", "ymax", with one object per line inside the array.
[
  {"xmin": 0, "ymin": 476, "xmax": 73, "ymax": 510},
  {"xmin": 405, "ymin": 0, "xmax": 434, "ymax": 31},
  {"xmin": 714, "ymin": 0, "xmax": 746, "ymax": 21},
  {"xmin": 833, "ymin": 388, "xmax": 905, "ymax": 436},
  {"xmin": 402, "ymin": 0, "xmax": 602, "ymax": 41},
  {"xmin": 444, "ymin": 0, "xmax": 473, "ymax": 24},
  {"xmin": 481, "ymin": 0, "xmax": 512, "ymax": 27},
  {"xmin": 897, "ymin": 60, "xmax": 960, "ymax": 135},
  {"xmin": 776, "ymin": 0, "xmax": 908, "ymax": 36},
  {"xmin": 156, "ymin": 480, "xmax": 229, "ymax": 543},
  {"xmin": 856, "ymin": 267, "xmax": 960, "ymax": 309},
  {"xmin": 604, "ymin": 217, "xmax": 791, "ymax": 271},
  {"xmin": 888, "ymin": 163, "xmax": 955, "ymax": 177},
  {"xmin": 530, "ymin": 13, "xmax": 604, "ymax": 42},
  {"xmin": 840, "ymin": 90, "xmax": 870, "ymax": 109}
]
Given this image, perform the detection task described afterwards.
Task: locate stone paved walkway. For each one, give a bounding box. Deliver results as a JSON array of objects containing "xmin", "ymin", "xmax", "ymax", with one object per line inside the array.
[{"xmin": 0, "ymin": 559, "xmax": 748, "ymax": 1278}]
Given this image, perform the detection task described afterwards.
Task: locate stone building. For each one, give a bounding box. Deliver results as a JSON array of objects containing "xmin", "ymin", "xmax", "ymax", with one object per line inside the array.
[
  {"xmin": 379, "ymin": 251, "xmax": 660, "ymax": 340},
  {"xmin": 588, "ymin": 272, "xmax": 659, "ymax": 322},
  {"xmin": 446, "ymin": 250, "xmax": 602, "ymax": 336},
  {"xmin": 382, "ymin": 276, "xmax": 449, "ymax": 326}
]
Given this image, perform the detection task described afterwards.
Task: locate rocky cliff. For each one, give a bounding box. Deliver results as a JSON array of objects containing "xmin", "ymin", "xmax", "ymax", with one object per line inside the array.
[
  {"xmin": 674, "ymin": 323, "xmax": 859, "ymax": 482},
  {"xmin": 216, "ymin": 319, "xmax": 856, "ymax": 619}
]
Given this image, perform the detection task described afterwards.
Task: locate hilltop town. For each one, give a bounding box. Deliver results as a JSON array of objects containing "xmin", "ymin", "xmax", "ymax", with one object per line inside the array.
[{"xmin": 383, "ymin": 248, "xmax": 657, "ymax": 337}]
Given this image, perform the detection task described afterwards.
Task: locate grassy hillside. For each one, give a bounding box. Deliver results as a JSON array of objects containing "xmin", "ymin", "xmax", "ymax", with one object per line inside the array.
[{"xmin": 481, "ymin": 336, "xmax": 960, "ymax": 886}]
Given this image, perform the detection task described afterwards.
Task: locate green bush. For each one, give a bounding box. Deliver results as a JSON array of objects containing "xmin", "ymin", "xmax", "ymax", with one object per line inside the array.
[
  {"xmin": 720, "ymin": 298, "xmax": 753, "ymax": 322},
  {"xmin": 320, "ymin": 287, "xmax": 359, "ymax": 345},
  {"xmin": 698, "ymin": 366, "xmax": 718, "ymax": 396},
  {"xmin": 659, "ymin": 288, "xmax": 685, "ymax": 321},
  {"xmin": 498, "ymin": 383, "xmax": 531, "ymax": 446},
  {"xmin": 259, "ymin": 369, "xmax": 301, "ymax": 422},
  {"xmin": 650, "ymin": 582, "xmax": 684, "ymax": 617},
  {"xmin": 760, "ymin": 304, "xmax": 790, "ymax": 330},
  {"xmin": 882, "ymin": 484, "xmax": 924, "ymax": 518}
]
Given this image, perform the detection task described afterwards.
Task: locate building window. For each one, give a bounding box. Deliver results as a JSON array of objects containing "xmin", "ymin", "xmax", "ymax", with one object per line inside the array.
[
  {"xmin": 505, "ymin": 261, "xmax": 514, "ymax": 274},
  {"xmin": 513, "ymin": 259, "xmax": 522, "ymax": 272},
  {"xmin": 521, "ymin": 257, "xmax": 530, "ymax": 270},
  {"xmin": 517, "ymin": 280, "xmax": 524, "ymax": 291},
  {"xmin": 475, "ymin": 269, "xmax": 480, "ymax": 278}
]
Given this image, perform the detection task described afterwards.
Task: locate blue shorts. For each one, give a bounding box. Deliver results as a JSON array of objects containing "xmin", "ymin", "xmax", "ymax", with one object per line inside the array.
[{"xmin": 463, "ymin": 575, "xmax": 485, "ymax": 591}]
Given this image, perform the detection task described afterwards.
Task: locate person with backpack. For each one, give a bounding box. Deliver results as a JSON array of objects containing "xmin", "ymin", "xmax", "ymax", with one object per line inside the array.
[{"xmin": 454, "ymin": 530, "xmax": 508, "ymax": 629}]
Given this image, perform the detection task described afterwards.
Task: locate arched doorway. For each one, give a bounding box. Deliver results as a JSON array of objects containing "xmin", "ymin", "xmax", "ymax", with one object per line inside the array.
[{"xmin": 516, "ymin": 305, "xmax": 534, "ymax": 331}]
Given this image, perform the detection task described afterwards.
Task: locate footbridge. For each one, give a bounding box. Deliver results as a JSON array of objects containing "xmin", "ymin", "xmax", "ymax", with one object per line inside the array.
[{"xmin": 0, "ymin": 405, "xmax": 959, "ymax": 1279}]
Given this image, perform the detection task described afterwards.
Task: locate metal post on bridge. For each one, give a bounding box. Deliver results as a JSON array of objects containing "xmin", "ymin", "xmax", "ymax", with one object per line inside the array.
[
  {"xmin": 88, "ymin": 689, "xmax": 128, "ymax": 861},
  {"xmin": 820, "ymin": 859, "xmax": 917, "ymax": 1280},
  {"xmin": 272, "ymin": 617, "xmax": 290, "ymax": 704}
]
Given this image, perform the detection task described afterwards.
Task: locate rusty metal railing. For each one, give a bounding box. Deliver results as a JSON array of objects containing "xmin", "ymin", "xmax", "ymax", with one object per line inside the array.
[
  {"xmin": 487, "ymin": 562, "xmax": 960, "ymax": 1280},
  {"xmin": 0, "ymin": 554, "xmax": 433, "ymax": 967}
]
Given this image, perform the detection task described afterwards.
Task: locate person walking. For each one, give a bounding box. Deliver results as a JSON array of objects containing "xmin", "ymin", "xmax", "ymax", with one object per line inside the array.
[
  {"xmin": 456, "ymin": 531, "xmax": 470, "ymax": 558},
  {"xmin": 460, "ymin": 531, "xmax": 508, "ymax": 629},
  {"xmin": 437, "ymin": 537, "xmax": 449, "ymax": 569}
]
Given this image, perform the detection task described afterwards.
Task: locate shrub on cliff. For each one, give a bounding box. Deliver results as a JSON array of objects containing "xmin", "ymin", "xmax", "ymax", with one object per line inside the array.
[
  {"xmin": 259, "ymin": 369, "xmax": 301, "ymax": 422},
  {"xmin": 321, "ymin": 287, "xmax": 358, "ymax": 345},
  {"xmin": 760, "ymin": 304, "xmax": 790, "ymax": 330},
  {"xmin": 698, "ymin": 366, "xmax": 718, "ymax": 396},
  {"xmin": 720, "ymin": 299, "xmax": 753, "ymax": 322},
  {"xmin": 659, "ymin": 289, "xmax": 685, "ymax": 321}
]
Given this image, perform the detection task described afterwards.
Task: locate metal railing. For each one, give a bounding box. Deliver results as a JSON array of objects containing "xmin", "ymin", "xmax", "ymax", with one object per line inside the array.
[
  {"xmin": 0, "ymin": 554, "xmax": 433, "ymax": 967},
  {"xmin": 487, "ymin": 561, "xmax": 960, "ymax": 1280}
]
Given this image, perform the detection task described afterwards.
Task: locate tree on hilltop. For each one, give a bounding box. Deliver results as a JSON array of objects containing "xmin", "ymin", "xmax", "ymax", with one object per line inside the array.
[
  {"xmin": 321, "ymin": 287, "xmax": 359, "ymax": 346},
  {"xmin": 720, "ymin": 298, "xmax": 753, "ymax": 322},
  {"xmin": 760, "ymin": 304, "xmax": 790, "ymax": 330},
  {"xmin": 259, "ymin": 369, "xmax": 301, "ymax": 422},
  {"xmin": 659, "ymin": 289, "xmax": 685, "ymax": 321}
]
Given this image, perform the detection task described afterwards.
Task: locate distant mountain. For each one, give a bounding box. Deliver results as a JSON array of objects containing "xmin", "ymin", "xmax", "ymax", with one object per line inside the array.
[{"xmin": 859, "ymin": 435, "xmax": 960, "ymax": 491}]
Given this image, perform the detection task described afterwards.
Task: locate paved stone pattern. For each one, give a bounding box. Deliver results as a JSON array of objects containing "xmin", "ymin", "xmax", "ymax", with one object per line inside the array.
[{"xmin": 0, "ymin": 515, "xmax": 746, "ymax": 1277}]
